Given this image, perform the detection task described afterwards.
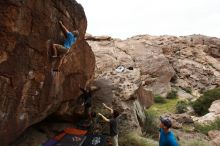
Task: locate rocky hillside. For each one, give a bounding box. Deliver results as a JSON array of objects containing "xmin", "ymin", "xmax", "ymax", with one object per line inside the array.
[
  {"xmin": 0, "ymin": 0, "xmax": 95, "ymax": 145},
  {"xmin": 87, "ymin": 34, "xmax": 220, "ymax": 96},
  {"xmin": 86, "ymin": 34, "xmax": 220, "ymax": 144},
  {"xmin": 1, "ymin": 1, "xmax": 220, "ymax": 144}
]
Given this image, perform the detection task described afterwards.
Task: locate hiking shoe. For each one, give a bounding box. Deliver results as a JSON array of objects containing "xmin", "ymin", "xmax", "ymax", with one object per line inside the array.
[{"xmin": 51, "ymin": 55, "xmax": 58, "ymax": 58}]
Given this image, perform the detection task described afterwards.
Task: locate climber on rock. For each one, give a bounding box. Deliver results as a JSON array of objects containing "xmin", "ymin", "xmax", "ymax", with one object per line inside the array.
[
  {"xmin": 47, "ymin": 21, "xmax": 79, "ymax": 71},
  {"xmin": 98, "ymin": 103, "xmax": 120, "ymax": 146}
]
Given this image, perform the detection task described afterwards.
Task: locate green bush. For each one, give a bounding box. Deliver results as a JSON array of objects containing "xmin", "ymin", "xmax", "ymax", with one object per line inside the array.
[
  {"xmin": 182, "ymin": 87, "xmax": 192, "ymax": 94},
  {"xmin": 192, "ymin": 88, "xmax": 220, "ymax": 116},
  {"xmin": 176, "ymin": 100, "xmax": 188, "ymax": 114},
  {"xmin": 180, "ymin": 139, "xmax": 210, "ymax": 146},
  {"xmin": 195, "ymin": 117, "xmax": 220, "ymax": 134},
  {"xmin": 167, "ymin": 90, "xmax": 178, "ymax": 99},
  {"xmin": 144, "ymin": 110, "xmax": 159, "ymax": 138},
  {"xmin": 119, "ymin": 132, "xmax": 158, "ymax": 146},
  {"xmin": 154, "ymin": 95, "xmax": 167, "ymax": 103}
]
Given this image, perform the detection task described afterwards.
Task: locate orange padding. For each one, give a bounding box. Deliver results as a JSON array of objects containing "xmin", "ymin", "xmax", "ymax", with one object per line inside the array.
[
  {"xmin": 64, "ymin": 128, "xmax": 87, "ymax": 135},
  {"xmin": 53, "ymin": 132, "xmax": 66, "ymax": 141}
]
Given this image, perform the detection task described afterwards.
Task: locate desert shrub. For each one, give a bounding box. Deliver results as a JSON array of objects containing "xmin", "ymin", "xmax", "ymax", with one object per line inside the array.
[
  {"xmin": 192, "ymin": 88, "xmax": 220, "ymax": 116},
  {"xmin": 144, "ymin": 110, "xmax": 159, "ymax": 138},
  {"xmin": 154, "ymin": 95, "xmax": 167, "ymax": 103},
  {"xmin": 180, "ymin": 139, "xmax": 210, "ymax": 146},
  {"xmin": 176, "ymin": 100, "xmax": 188, "ymax": 114},
  {"xmin": 195, "ymin": 117, "xmax": 220, "ymax": 134},
  {"xmin": 182, "ymin": 87, "xmax": 192, "ymax": 94},
  {"xmin": 167, "ymin": 90, "xmax": 178, "ymax": 99},
  {"xmin": 119, "ymin": 132, "xmax": 158, "ymax": 146}
]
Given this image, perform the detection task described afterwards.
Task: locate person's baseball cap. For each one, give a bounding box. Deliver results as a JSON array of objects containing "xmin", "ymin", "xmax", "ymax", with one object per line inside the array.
[{"xmin": 160, "ymin": 116, "xmax": 172, "ymax": 128}]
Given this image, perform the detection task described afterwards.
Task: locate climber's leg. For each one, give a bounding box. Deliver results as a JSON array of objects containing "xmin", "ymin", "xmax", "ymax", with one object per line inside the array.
[
  {"xmin": 52, "ymin": 44, "xmax": 67, "ymax": 58},
  {"xmin": 53, "ymin": 56, "xmax": 66, "ymax": 72},
  {"xmin": 56, "ymin": 50, "xmax": 70, "ymax": 72},
  {"xmin": 52, "ymin": 44, "xmax": 58, "ymax": 58},
  {"xmin": 56, "ymin": 44, "xmax": 68, "ymax": 56},
  {"xmin": 52, "ymin": 45, "xmax": 69, "ymax": 72}
]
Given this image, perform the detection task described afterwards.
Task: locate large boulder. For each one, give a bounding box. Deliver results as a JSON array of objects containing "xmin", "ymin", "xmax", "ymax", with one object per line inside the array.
[
  {"xmin": 0, "ymin": 0, "xmax": 95, "ymax": 145},
  {"xmin": 87, "ymin": 35, "xmax": 175, "ymax": 96},
  {"xmin": 87, "ymin": 36, "xmax": 156, "ymax": 136}
]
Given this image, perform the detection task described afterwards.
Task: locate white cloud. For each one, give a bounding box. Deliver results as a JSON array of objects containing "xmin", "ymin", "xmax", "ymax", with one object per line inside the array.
[{"xmin": 77, "ymin": 0, "xmax": 220, "ymax": 39}]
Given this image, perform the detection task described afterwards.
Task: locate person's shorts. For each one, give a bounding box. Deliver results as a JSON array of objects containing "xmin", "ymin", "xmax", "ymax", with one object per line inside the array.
[{"xmin": 54, "ymin": 44, "xmax": 68, "ymax": 55}]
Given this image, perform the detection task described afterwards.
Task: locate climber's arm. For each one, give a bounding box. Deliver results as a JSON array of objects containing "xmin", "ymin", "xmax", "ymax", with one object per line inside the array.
[
  {"xmin": 98, "ymin": 113, "xmax": 110, "ymax": 122},
  {"xmin": 102, "ymin": 103, "xmax": 113, "ymax": 114},
  {"xmin": 59, "ymin": 21, "xmax": 69, "ymax": 37}
]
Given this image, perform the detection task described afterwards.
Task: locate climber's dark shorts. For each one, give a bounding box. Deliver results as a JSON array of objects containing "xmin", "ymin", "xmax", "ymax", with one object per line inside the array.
[{"xmin": 54, "ymin": 44, "xmax": 68, "ymax": 55}]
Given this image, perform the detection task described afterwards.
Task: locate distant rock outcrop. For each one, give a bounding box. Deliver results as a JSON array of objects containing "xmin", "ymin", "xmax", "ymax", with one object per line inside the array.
[
  {"xmin": 87, "ymin": 34, "xmax": 220, "ymax": 96},
  {"xmin": 0, "ymin": 0, "xmax": 95, "ymax": 145}
]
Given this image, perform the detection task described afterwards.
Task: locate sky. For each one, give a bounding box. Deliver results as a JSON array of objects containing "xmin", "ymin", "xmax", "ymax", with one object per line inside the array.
[{"xmin": 77, "ymin": 0, "xmax": 220, "ymax": 39}]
